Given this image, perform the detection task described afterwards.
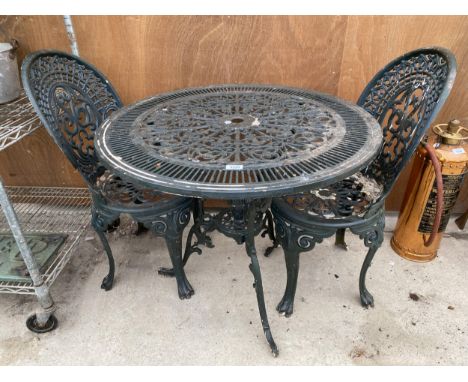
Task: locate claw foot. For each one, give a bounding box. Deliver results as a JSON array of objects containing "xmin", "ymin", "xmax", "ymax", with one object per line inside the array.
[
  {"xmin": 264, "ymin": 245, "xmax": 277, "ymax": 257},
  {"xmin": 360, "ymin": 289, "xmax": 374, "ymax": 308},
  {"xmin": 203, "ymin": 234, "xmax": 214, "ymax": 248},
  {"xmin": 101, "ymin": 274, "xmax": 114, "ymax": 291},
  {"xmin": 178, "ymin": 280, "xmax": 195, "ymax": 300},
  {"xmin": 276, "ymin": 297, "xmax": 294, "ymax": 317}
]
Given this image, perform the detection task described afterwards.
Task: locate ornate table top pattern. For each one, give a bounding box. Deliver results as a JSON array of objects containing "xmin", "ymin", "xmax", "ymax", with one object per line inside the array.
[{"xmin": 96, "ymin": 84, "xmax": 382, "ymax": 199}]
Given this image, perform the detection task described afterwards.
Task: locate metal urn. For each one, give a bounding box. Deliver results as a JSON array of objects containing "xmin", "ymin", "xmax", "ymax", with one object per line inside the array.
[{"xmin": 0, "ymin": 40, "xmax": 21, "ymax": 104}]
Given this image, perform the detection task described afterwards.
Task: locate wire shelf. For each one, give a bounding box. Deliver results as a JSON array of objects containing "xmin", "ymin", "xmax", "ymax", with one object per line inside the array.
[
  {"xmin": 0, "ymin": 186, "xmax": 91, "ymax": 294},
  {"xmin": 0, "ymin": 90, "xmax": 42, "ymax": 152}
]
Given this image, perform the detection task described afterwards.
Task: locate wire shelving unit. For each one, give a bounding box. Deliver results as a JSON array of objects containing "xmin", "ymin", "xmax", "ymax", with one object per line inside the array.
[{"xmin": 0, "ymin": 92, "xmax": 90, "ymax": 331}]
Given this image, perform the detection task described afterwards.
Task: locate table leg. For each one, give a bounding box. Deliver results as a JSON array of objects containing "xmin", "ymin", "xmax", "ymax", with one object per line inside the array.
[
  {"xmin": 0, "ymin": 178, "xmax": 57, "ymax": 332},
  {"xmin": 245, "ymin": 200, "xmax": 279, "ymax": 357}
]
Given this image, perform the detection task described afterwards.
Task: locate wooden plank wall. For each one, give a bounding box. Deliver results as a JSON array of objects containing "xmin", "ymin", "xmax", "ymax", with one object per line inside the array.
[{"xmin": 1, "ymin": 16, "xmax": 467, "ymax": 211}]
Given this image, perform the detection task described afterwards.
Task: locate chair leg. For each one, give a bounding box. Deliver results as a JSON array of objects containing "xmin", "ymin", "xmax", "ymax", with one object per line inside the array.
[
  {"xmin": 137, "ymin": 202, "xmax": 193, "ymax": 299},
  {"xmin": 352, "ymin": 212, "xmax": 385, "ymax": 308},
  {"xmin": 164, "ymin": 232, "xmax": 194, "ymax": 300},
  {"xmin": 335, "ymin": 228, "xmax": 348, "ymax": 250},
  {"xmin": 158, "ymin": 198, "xmax": 214, "ymax": 277},
  {"xmin": 276, "ymin": 247, "xmax": 300, "ymax": 317},
  {"xmin": 94, "ymin": 228, "xmax": 115, "ymax": 291},
  {"xmin": 91, "ymin": 207, "xmax": 118, "ymax": 291},
  {"xmin": 359, "ymin": 245, "xmax": 378, "ymax": 308},
  {"xmin": 272, "ymin": 215, "xmax": 325, "ymax": 317},
  {"xmin": 158, "ymin": 223, "xmax": 201, "ymax": 277}
]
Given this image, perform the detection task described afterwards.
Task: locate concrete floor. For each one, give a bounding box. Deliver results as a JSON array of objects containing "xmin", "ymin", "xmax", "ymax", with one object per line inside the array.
[{"xmin": 0, "ymin": 214, "xmax": 467, "ymax": 365}]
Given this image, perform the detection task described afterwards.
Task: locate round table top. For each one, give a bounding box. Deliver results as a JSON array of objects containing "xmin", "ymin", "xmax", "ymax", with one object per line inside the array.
[{"xmin": 96, "ymin": 84, "xmax": 382, "ymax": 199}]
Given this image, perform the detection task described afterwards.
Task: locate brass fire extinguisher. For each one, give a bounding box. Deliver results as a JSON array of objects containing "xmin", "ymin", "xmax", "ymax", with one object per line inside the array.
[{"xmin": 391, "ymin": 119, "xmax": 468, "ymax": 262}]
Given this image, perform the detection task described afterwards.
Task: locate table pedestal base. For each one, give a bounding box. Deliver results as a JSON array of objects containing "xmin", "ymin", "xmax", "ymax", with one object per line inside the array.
[{"xmin": 160, "ymin": 198, "xmax": 278, "ymax": 356}]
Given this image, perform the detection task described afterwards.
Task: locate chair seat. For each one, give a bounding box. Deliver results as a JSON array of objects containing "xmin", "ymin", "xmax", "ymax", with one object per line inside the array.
[
  {"xmin": 95, "ymin": 171, "xmax": 183, "ymax": 207},
  {"xmin": 281, "ymin": 172, "xmax": 384, "ymax": 220}
]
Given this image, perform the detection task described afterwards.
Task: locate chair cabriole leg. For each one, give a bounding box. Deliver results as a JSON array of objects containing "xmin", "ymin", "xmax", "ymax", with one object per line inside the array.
[
  {"xmin": 91, "ymin": 207, "xmax": 117, "ymax": 291},
  {"xmin": 352, "ymin": 211, "xmax": 385, "ymax": 308},
  {"xmin": 164, "ymin": 231, "xmax": 194, "ymax": 299},
  {"xmin": 153, "ymin": 204, "xmax": 194, "ymax": 299},
  {"xmin": 276, "ymin": 247, "xmax": 300, "ymax": 317},
  {"xmin": 159, "ymin": 198, "xmax": 214, "ymax": 277},
  {"xmin": 94, "ymin": 229, "xmax": 115, "ymax": 291},
  {"xmin": 359, "ymin": 245, "xmax": 378, "ymax": 307}
]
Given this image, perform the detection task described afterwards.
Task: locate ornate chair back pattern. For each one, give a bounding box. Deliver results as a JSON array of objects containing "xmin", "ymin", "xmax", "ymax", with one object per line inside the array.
[
  {"xmin": 357, "ymin": 47, "xmax": 457, "ymax": 200},
  {"xmin": 22, "ymin": 51, "xmax": 123, "ymax": 185}
]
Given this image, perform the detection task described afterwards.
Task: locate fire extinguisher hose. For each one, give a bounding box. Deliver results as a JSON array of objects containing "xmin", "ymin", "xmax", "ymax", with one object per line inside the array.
[{"xmin": 421, "ymin": 142, "xmax": 444, "ymax": 246}]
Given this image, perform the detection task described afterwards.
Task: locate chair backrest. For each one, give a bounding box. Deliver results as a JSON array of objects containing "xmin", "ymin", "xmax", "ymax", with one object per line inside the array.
[
  {"xmin": 21, "ymin": 50, "xmax": 123, "ymax": 185},
  {"xmin": 358, "ymin": 47, "xmax": 457, "ymax": 199}
]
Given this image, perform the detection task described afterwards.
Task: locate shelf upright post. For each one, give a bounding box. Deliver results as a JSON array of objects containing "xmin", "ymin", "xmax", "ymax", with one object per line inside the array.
[{"xmin": 0, "ymin": 177, "xmax": 56, "ymax": 328}]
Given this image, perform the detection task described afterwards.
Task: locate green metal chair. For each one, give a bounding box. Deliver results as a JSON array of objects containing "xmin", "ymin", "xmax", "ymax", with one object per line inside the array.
[
  {"xmin": 22, "ymin": 50, "xmax": 196, "ymax": 299},
  {"xmin": 266, "ymin": 47, "xmax": 457, "ymax": 316}
]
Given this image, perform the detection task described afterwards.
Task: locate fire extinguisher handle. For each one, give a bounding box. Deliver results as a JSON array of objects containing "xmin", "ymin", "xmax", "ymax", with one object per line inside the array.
[{"xmin": 421, "ymin": 142, "xmax": 444, "ymax": 246}]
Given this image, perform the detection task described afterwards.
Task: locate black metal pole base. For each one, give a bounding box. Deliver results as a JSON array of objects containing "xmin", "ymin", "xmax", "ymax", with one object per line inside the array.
[{"xmin": 161, "ymin": 198, "xmax": 279, "ymax": 355}]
